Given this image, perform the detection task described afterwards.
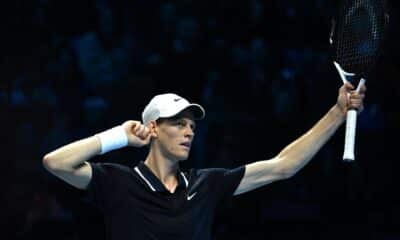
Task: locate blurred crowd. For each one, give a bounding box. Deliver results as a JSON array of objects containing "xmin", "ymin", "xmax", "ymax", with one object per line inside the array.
[{"xmin": 1, "ymin": 0, "xmax": 398, "ymax": 239}]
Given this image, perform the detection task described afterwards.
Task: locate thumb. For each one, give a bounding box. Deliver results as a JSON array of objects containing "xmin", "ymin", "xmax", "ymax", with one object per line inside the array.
[
  {"xmin": 343, "ymin": 81, "xmax": 355, "ymax": 92},
  {"xmin": 141, "ymin": 130, "xmax": 152, "ymax": 145}
]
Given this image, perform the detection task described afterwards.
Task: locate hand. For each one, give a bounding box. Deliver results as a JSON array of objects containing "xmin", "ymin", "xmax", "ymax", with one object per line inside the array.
[
  {"xmin": 336, "ymin": 81, "xmax": 367, "ymax": 115},
  {"xmin": 121, "ymin": 120, "xmax": 151, "ymax": 147}
]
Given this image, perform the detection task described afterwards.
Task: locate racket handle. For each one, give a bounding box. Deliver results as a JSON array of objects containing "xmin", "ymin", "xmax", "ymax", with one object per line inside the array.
[{"xmin": 343, "ymin": 109, "xmax": 358, "ymax": 161}]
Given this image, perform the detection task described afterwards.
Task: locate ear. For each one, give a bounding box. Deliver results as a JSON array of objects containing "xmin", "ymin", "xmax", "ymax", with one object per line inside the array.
[{"xmin": 148, "ymin": 120, "xmax": 158, "ymax": 138}]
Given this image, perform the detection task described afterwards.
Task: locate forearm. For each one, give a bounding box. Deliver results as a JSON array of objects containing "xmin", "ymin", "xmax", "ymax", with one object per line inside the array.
[
  {"xmin": 277, "ymin": 104, "xmax": 345, "ymax": 176},
  {"xmin": 43, "ymin": 136, "xmax": 101, "ymax": 171}
]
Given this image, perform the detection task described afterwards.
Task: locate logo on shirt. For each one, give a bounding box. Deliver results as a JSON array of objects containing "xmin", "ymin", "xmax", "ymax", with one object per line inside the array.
[{"xmin": 187, "ymin": 192, "xmax": 197, "ymax": 201}]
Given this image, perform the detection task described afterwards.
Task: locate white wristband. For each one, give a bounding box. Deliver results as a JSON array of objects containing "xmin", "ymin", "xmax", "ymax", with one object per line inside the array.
[{"xmin": 95, "ymin": 126, "xmax": 128, "ymax": 155}]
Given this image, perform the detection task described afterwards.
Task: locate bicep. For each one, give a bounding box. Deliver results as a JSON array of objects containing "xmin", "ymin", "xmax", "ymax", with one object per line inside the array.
[
  {"xmin": 234, "ymin": 158, "xmax": 287, "ymax": 195},
  {"xmin": 48, "ymin": 162, "xmax": 93, "ymax": 190}
]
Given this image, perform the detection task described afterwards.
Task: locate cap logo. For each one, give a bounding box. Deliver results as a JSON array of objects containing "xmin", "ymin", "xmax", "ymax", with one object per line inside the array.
[{"xmin": 174, "ymin": 98, "xmax": 182, "ymax": 102}]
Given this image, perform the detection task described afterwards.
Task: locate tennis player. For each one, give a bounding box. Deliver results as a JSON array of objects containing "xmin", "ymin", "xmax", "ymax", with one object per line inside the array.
[{"xmin": 43, "ymin": 82, "xmax": 365, "ymax": 240}]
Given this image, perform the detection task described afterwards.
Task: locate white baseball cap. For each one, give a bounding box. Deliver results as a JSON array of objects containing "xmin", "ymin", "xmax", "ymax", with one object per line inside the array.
[{"xmin": 142, "ymin": 93, "xmax": 205, "ymax": 126}]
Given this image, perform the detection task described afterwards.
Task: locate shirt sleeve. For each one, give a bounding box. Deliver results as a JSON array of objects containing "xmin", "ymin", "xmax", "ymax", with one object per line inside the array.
[
  {"xmin": 84, "ymin": 162, "xmax": 128, "ymax": 212},
  {"xmin": 200, "ymin": 166, "xmax": 246, "ymax": 205}
]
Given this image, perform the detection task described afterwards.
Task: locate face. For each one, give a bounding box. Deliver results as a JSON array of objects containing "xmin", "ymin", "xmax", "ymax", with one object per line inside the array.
[{"xmin": 152, "ymin": 110, "xmax": 196, "ymax": 161}]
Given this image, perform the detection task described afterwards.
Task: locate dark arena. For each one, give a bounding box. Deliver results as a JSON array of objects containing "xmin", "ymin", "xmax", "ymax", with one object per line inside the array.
[{"xmin": 2, "ymin": 1, "xmax": 399, "ymax": 239}]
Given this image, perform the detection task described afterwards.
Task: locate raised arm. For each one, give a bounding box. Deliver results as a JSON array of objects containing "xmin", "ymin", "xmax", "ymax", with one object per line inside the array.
[
  {"xmin": 234, "ymin": 82, "xmax": 366, "ymax": 195},
  {"xmin": 42, "ymin": 121, "xmax": 151, "ymax": 190}
]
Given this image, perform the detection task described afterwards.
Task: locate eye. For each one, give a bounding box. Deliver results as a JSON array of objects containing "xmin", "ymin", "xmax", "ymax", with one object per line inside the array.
[{"xmin": 175, "ymin": 120, "xmax": 185, "ymax": 126}]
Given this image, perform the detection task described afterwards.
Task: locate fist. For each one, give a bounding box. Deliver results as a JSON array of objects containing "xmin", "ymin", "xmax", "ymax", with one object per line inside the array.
[
  {"xmin": 121, "ymin": 120, "xmax": 152, "ymax": 147},
  {"xmin": 337, "ymin": 82, "xmax": 366, "ymax": 114}
]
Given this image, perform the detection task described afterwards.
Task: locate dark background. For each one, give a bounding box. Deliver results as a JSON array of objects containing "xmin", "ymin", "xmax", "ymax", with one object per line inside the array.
[{"xmin": 1, "ymin": 0, "xmax": 399, "ymax": 239}]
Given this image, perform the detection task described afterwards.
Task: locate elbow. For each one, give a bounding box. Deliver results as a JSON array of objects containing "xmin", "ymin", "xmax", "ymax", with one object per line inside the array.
[
  {"xmin": 42, "ymin": 154, "xmax": 53, "ymax": 170},
  {"xmin": 42, "ymin": 154, "xmax": 60, "ymax": 171}
]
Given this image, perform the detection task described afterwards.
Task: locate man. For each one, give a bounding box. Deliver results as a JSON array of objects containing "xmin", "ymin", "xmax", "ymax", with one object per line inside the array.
[{"xmin": 43, "ymin": 82, "xmax": 366, "ymax": 239}]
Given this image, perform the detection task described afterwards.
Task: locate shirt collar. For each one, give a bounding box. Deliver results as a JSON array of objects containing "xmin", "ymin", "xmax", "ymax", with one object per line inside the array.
[{"xmin": 134, "ymin": 161, "xmax": 188, "ymax": 192}]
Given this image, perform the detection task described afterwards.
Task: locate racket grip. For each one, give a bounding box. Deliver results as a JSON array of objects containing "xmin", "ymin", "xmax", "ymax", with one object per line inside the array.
[{"xmin": 343, "ymin": 109, "xmax": 358, "ymax": 161}]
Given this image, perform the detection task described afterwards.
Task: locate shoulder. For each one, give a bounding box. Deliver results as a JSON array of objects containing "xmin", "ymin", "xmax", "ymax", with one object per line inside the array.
[
  {"xmin": 91, "ymin": 162, "xmax": 131, "ymax": 170},
  {"xmin": 90, "ymin": 162, "xmax": 134, "ymax": 179},
  {"xmin": 186, "ymin": 166, "xmax": 246, "ymax": 202}
]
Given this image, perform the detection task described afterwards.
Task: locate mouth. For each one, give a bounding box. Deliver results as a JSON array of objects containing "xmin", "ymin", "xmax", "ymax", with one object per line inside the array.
[{"xmin": 180, "ymin": 142, "xmax": 191, "ymax": 149}]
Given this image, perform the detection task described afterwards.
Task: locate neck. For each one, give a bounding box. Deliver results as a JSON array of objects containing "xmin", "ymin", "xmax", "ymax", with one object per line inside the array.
[{"xmin": 144, "ymin": 147, "xmax": 180, "ymax": 192}]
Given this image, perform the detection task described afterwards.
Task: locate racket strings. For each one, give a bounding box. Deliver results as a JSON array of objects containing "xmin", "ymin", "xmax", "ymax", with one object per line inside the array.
[{"xmin": 335, "ymin": 0, "xmax": 385, "ymax": 75}]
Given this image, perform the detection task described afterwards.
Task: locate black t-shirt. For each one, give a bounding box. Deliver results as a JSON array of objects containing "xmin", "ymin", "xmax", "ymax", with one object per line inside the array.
[{"xmin": 85, "ymin": 161, "xmax": 245, "ymax": 240}]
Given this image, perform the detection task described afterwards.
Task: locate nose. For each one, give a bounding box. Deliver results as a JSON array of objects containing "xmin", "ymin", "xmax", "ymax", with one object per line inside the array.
[{"xmin": 184, "ymin": 126, "xmax": 194, "ymax": 138}]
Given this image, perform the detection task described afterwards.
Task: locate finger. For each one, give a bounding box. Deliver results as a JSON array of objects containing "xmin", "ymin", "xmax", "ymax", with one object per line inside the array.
[
  {"xmin": 138, "ymin": 127, "xmax": 150, "ymax": 139},
  {"xmin": 140, "ymin": 126, "xmax": 151, "ymax": 139},
  {"xmin": 133, "ymin": 125, "xmax": 143, "ymax": 136},
  {"xmin": 350, "ymin": 94, "xmax": 366, "ymax": 103},
  {"xmin": 142, "ymin": 127, "xmax": 150, "ymax": 137},
  {"xmin": 350, "ymin": 95, "xmax": 363, "ymax": 102},
  {"xmin": 131, "ymin": 122, "xmax": 141, "ymax": 134},
  {"xmin": 143, "ymin": 131, "xmax": 152, "ymax": 143},
  {"xmin": 359, "ymin": 83, "xmax": 367, "ymax": 93},
  {"xmin": 136, "ymin": 125, "xmax": 145, "ymax": 136},
  {"xmin": 349, "ymin": 92, "xmax": 363, "ymax": 99},
  {"xmin": 350, "ymin": 99, "xmax": 363, "ymax": 108}
]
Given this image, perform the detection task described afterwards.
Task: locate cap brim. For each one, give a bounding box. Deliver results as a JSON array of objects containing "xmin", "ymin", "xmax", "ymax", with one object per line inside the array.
[
  {"xmin": 159, "ymin": 103, "xmax": 205, "ymax": 120},
  {"xmin": 185, "ymin": 104, "xmax": 205, "ymax": 120}
]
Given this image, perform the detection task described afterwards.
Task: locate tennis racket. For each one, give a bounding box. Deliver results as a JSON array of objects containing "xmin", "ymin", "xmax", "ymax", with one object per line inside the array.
[{"xmin": 329, "ymin": 0, "xmax": 388, "ymax": 161}]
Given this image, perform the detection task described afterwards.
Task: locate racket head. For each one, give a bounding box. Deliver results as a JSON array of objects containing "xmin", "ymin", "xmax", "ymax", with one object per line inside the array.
[{"xmin": 329, "ymin": 0, "xmax": 389, "ymax": 80}]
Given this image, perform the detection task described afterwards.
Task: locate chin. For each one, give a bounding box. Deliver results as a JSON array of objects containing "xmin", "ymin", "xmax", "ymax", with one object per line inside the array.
[
  {"xmin": 176, "ymin": 154, "xmax": 189, "ymax": 161},
  {"xmin": 168, "ymin": 147, "xmax": 190, "ymax": 161},
  {"xmin": 174, "ymin": 151, "xmax": 190, "ymax": 161}
]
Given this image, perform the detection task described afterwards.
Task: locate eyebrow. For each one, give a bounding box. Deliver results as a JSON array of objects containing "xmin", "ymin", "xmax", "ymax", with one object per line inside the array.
[{"xmin": 173, "ymin": 118, "xmax": 196, "ymax": 129}]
